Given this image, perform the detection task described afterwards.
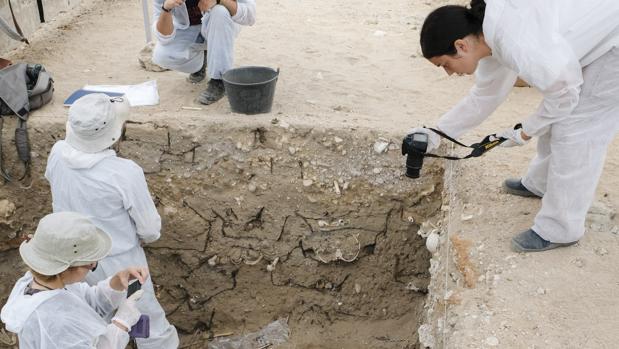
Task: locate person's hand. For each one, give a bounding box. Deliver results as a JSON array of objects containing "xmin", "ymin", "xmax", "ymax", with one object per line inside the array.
[
  {"xmin": 112, "ymin": 290, "xmax": 144, "ymax": 331},
  {"xmin": 198, "ymin": 0, "xmax": 217, "ymax": 13},
  {"xmin": 498, "ymin": 124, "xmax": 531, "ymax": 147},
  {"xmin": 163, "ymin": 0, "xmax": 184, "ymax": 11},
  {"xmin": 110, "ymin": 267, "xmax": 149, "ymax": 292},
  {"xmin": 406, "ymin": 127, "xmax": 442, "ymax": 153}
]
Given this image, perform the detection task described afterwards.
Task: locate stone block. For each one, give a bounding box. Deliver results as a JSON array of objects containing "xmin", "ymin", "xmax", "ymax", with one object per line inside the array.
[{"xmin": 124, "ymin": 123, "xmax": 168, "ymax": 146}]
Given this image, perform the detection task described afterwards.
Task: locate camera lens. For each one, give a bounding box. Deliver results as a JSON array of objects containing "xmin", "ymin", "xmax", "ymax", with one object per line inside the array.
[{"xmin": 402, "ymin": 132, "xmax": 428, "ymax": 179}]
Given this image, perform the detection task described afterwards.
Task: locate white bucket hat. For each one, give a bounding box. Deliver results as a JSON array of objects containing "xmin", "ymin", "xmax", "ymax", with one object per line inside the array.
[
  {"xmin": 19, "ymin": 212, "xmax": 112, "ymax": 276},
  {"xmin": 66, "ymin": 93, "xmax": 130, "ymax": 153}
]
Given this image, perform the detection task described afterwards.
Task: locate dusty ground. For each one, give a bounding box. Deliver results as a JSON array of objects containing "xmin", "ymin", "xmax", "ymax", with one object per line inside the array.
[{"xmin": 1, "ymin": 0, "xmax": 619, "ymax": 348}]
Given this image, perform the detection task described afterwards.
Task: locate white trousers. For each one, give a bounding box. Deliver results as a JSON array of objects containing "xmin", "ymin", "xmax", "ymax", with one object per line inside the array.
[
  {"xmin": 86, "ymin": 245, "xmax": 179, "ymax": 349},
  {"xmin": 153, "ymin": 5, "xmax": 240, "ymax": 79},
  {"xmin": 522, "ymin": 47, "xmax": 619, "ymax": 243}
]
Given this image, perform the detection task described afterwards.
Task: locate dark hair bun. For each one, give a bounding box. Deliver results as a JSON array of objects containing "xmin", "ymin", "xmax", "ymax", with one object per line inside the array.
[
  {"xmin": 420, "ymin": 2, "xmax": 485, "ymax": 58},
  {"xmin": 469, "ymin": 0, "xmax": 486, "ymax": 22}
]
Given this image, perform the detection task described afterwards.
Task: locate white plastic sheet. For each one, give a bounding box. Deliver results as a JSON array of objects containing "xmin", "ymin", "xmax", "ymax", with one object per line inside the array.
[
  {"xmin": 209, "ymin": 319, "xmax": 289, "ymax": 349},
  {"xmin": 83, "ymin": 80, "xmax": 159, "ymax": 107}
]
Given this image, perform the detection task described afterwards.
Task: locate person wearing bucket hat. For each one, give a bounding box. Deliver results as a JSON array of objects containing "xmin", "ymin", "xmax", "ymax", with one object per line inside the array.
[
  {"xmin": 45, "ymin": 94, "xmax": 179, "ymax": 348},
  {"xmin": 151, "ymin": 0, "xmax": 256, "ymax": 105},
  {"xmin": 0, "ymin": 212, "xmax": 149, "ymax": 348}
]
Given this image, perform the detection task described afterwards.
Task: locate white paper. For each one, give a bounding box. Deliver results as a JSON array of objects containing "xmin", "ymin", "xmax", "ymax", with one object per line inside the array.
[{"xmin": 83, "ymin": 80, "xmax": 159, "ymax": 106}]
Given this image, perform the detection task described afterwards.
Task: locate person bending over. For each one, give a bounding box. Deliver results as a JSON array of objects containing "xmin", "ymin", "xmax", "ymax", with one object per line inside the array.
[{"xmin": 411, "ymin": 0, "xmax": 619, "ymax": 252}]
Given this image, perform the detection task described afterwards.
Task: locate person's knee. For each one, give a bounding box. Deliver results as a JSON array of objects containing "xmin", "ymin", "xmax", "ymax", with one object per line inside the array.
[
  {"xmin": 209, "ymin": 5, "xmax": 233, "ymax": 23},
  {"xmin": 152, "ymin": 44, "xmax": 173, "ymax": 68},
  {"xmin": 203, "ymin": 5, "xmax": 236, "ymax": 42},
  {"xmin": 208, "ymin": 5, "xmax": 234, "ymax": 28},
  {"xmin": 153, "ymin": 44, "xmax": 193, "ymax": 72}
]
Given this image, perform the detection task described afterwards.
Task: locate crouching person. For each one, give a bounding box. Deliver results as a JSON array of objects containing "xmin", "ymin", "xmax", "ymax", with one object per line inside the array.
[
  {"xmin": 0, "ymin": 212, "xmax": 148, "ymax": 348},
  {"xmin": 152, "ymin": 0, "xmax": 256, "ymax": 105},
  {"xmin": 45, "ymin": 94, "xmax": 179, "ymax": 348}
]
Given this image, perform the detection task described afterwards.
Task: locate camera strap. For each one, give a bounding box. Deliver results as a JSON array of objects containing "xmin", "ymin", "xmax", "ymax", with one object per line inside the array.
[{"xmin": 423, "ymin": 127, "xmax": 507, "ymax": 161}]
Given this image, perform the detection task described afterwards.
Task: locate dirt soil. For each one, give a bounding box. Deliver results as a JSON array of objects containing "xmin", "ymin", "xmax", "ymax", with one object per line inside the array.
[
  {"xmin": 2, "ymin": 0, "xmax": 619, "ymax": 348},
  {"xmin": 0, "ymin": 119, "xmax": 441, "ymax": 348}
]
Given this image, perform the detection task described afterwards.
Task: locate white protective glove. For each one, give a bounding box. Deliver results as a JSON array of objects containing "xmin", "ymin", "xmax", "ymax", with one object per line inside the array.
[
  {"xmin": 111, "ymin": 289, "xmax": 144, "ymax": 330},
  {"xmin": 498, "ymin": 124, "xmax": 530, "ymax": 147},
  {"xmin": 406, "ymin": 127, "xmax": 442, "ymax": 153}
]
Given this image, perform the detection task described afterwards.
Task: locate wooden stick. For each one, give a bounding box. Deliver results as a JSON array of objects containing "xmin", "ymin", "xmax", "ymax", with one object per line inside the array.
[{"xmin": 212, "ymin": 331, "xmax": 234, "ymax": 338}]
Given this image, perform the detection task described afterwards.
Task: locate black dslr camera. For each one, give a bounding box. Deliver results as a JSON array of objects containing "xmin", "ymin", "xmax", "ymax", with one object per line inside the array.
[{"xmin": 401, "ymin": 132, "xmax": 429, "ymax": 178}]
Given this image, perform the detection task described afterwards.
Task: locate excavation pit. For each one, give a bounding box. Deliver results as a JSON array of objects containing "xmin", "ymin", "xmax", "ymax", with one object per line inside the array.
[{"xmin": 0, "ymin": 120, "xmax": 444, "ymax": 348}]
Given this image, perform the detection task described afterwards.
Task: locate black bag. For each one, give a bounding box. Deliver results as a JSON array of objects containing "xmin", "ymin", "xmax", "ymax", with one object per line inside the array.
[{"xmin": 0, "ymin": 63, "xmax": 54, "ymax": 182}]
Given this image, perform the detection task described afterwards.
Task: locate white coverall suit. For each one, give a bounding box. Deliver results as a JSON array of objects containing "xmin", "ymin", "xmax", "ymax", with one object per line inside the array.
[
  {"xmin": 1, "ymin": 273, "xmax": 130, "ymax": 348},
  {"xmin": 151, "ymin": 0, "xmax": 256, "ymax": 79},
  {"xmin": 44, "ymin": 141, "xmax": 179, "ymax": 349},
  {"xmin": 437, "ymin": 0, "xmax": 619, "ymax": 243}
]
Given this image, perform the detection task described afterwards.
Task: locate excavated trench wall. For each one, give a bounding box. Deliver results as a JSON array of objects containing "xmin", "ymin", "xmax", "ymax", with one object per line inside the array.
[{"xmin": 0, "ymin": 118, "xmax": 444, "ymax": 348}]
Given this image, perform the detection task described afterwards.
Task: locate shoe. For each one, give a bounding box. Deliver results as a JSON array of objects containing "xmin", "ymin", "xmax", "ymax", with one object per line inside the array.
[
  {"xmin": 187, "ymin": 52, "xmax": 207, "ymax": 83},
  {"xmin": 197, "ymin": 79, "xmax": 225, "ymax": 105},
  {"xmin": 511, "ymin": 229, "xmax": 577, "ymax": 252},
  {"xmin": 503, "ymin": 178, "xmax": 541, "ymax": 198}
]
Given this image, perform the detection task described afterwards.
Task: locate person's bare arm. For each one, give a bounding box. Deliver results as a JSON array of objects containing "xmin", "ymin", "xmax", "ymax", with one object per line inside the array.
[
  {"xmin": 220, "ymin": 0, "xmax": 238, "ymax": 16},
  {"xmin": 157, "ymin": 0, "xmax": 185, "ymax": 36}
]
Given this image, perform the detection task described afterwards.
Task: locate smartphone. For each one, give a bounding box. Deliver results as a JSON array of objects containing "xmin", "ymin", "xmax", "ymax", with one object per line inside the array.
[
  {"xmin": 126, "ymin": 280, "xmax": 150, "ymax": 338},
  {"xmin": 127, "ymin": 280, "xmax": 142, "ymax": 298}
]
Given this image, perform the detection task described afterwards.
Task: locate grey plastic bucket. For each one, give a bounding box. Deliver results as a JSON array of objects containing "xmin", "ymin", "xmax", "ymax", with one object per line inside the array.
[{"xmin": 222, "ymin": 66, "xmax": 279, "ymax": 115}]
